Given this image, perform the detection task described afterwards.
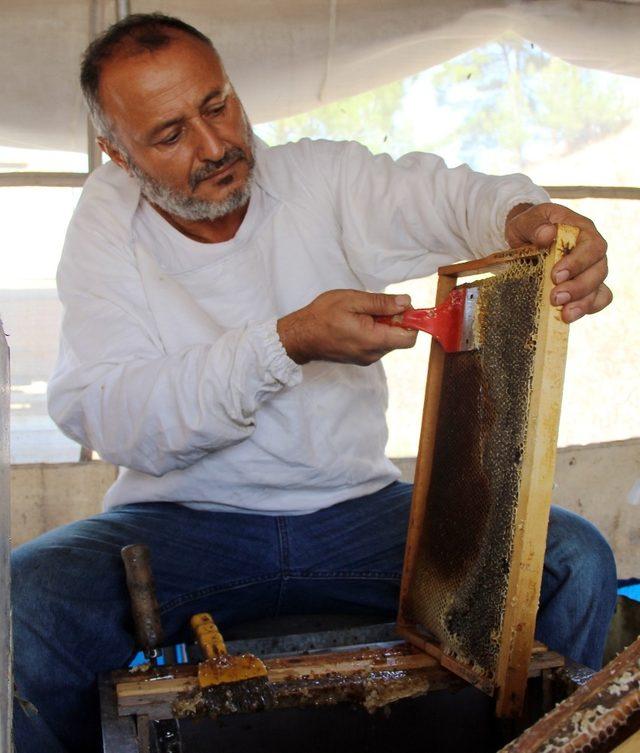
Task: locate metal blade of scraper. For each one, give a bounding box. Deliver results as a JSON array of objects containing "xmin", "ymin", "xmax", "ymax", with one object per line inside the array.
[
  {"xmin": 459, "ymin": 285, "xmax": 480, "ymax": 352},
  {"xmin": 375, "ymin": 285, "xmax": 480, "ymax": 353}
]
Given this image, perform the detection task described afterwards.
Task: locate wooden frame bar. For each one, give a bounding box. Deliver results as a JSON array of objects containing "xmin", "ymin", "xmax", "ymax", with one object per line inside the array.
[
  {"xmin": 500, "ymin": 636, "xmax": 640, "ymax": 752},
  {"xmin": 113, "ymin": 640, "xmax": 563, "ymax": 721},
  {"xmin": 0, "ymin": 172, "xmax": 88, "ymax": 188},
  {"xmin": 2, "ymin": 175, "xmax": 639, "ymax": 200},
  {"xmin": 543, "ymin": 185, "xmax": 640, "ymax": 201},
  {"xmin": 397, "ymin": 226, "xmax": 578, "ymax": 717}
]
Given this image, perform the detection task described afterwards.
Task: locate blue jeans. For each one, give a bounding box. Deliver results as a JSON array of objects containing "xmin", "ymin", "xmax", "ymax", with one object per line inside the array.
[{"xmin": 11, "ymin": 482, "xmax": 617, "ymax": 753}]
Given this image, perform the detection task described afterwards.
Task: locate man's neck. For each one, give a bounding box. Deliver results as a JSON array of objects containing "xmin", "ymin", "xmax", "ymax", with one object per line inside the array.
[{"xmin": 152, "ymin": 201, "xmax": 249, "ymax": 244}]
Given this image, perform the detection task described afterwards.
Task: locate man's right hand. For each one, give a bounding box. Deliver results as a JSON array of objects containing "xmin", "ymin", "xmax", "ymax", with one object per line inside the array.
[{"xmin": 276, "ymin": 289, "xmax": 418, "ymax": 366}]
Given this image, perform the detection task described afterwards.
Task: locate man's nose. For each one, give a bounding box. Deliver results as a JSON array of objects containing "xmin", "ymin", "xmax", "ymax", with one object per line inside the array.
[{"xmin": 192, "ymin": 118, "xmax": 225, "ymax": 162}]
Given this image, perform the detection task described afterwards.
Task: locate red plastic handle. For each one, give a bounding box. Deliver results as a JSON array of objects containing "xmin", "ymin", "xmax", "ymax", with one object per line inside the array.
[{"xmin": 375, "ymin": 288, "xmax": 466, "ymax": 352}]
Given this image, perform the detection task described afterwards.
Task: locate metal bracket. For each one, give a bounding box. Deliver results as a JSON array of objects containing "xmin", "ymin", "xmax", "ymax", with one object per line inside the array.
[{"xmin": 151, "ymin": 719, "xmax": 183, "ymax": 753}]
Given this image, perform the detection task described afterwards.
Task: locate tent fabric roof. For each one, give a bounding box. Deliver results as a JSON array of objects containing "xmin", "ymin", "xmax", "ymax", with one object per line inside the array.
[{"xmin": 2, "ymin": 0, "xmax": 640, "ymax": 153}]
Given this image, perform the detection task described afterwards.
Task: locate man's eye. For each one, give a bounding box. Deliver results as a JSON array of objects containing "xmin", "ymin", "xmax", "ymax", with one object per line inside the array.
[
  {"xmin": 206, "ymin": 104, "xmax": 226, "ymax": 117},
  {"xmin": 161, "ymin": 132, "xmax": 181, "ymax": 145}
]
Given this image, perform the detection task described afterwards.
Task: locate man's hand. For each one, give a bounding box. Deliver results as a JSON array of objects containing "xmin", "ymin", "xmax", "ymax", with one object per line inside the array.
[
  {"xmin": 505, "ymin": 202, "xmax": 612, "ymax": 323},
  {"xmin": 277, "ymin": 290, "xmax": 418, "ymax": 365}
]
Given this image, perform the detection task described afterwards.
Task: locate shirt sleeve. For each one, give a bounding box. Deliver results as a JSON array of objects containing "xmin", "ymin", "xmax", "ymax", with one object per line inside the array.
[
  {"xmin": 300, "ymin": 139, "xmax": 550, "ymax": 290},
  {"xmin": 47, "ymin": 183, "xmax": 301, "ymax": 478}
]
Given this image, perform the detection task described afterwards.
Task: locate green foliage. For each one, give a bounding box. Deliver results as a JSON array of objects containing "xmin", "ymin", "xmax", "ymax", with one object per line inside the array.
[
  {"xmin": 533, "ymin": 58, "xmax": 629, "ymax": 149},
  {"xmin": 256, "ymin": 79, "xmax": 412, "ymax": 154},
  {"xmin": 256, "ymin": 35, "xmax": 632, "ymax": 172},
  {"xmin": 430, "ymin": 36, "xmax": 631, "ymax": 170}
]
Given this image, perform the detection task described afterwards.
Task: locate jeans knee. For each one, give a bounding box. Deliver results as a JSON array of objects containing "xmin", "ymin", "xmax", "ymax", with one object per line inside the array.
[
  {"xmin": 594, "ymin": 529, "xmax": 617, "ymax": 589},
  {"xmin": 547, "ymin": 506, "xmax": 617, "ymax": 602},
  {"xmin": 11, "ymin": 542, "xmax": 52, "ymax": 619}
]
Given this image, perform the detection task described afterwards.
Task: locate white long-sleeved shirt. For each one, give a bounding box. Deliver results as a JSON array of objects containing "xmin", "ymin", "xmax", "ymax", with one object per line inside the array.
[{"xmin": 48, "ymin": 138, "xmax": 548, "ymax": 513}]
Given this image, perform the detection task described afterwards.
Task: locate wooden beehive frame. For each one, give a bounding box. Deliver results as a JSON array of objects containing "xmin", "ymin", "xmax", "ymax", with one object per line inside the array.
[
  {"xmin": 397, "ymin": 225, "xmax": 579, "ymax": 717},
  {"xmin": 499, "ymin": 635, "xmax": 640, "ymax": 752},
  {"xmin": 111, "ymin": 639, "xmax": 564, "ymax": 720}
]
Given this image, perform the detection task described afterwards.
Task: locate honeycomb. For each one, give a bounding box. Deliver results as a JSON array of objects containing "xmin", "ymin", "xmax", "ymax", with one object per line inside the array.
[{"xmin": 406, "ymin": 254, "xmax": 547, "ymax": 679}]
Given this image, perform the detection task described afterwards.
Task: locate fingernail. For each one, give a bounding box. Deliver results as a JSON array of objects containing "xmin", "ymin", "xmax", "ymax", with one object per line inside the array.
[
  {"xmin": 567, "ymin": 306, "xmax": 584, "ymax": 323},
  {"xmin": 554, "ymin": 269, "xmax": 570, "ymax": 284},
  {"xmin": 554, "ymin": 291, "xmax": 571, "ymax": 305},
  {"xmin": 395, "ymin": 294, "xmax": 411, "ymax": 308}
]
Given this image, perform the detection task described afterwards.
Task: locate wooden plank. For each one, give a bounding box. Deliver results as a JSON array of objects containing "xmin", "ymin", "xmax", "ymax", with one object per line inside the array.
[
  {"xmin": 499, "ymin": 636, "xmax": 640, "ymax": 753},
  {"xmin": 117, "ymin": 644, "xmax": 441, "ymax": 702},
  {"xmin": 397, "ymin": 627, "xmax": 563, "ymax": 695},
  {"xmin": 114, "ymin": 640, "xmax": 564, "ymax": 721},
  {"xmin": 2, "ymin": 175, "xmax": 638, "ymax": 200},
  {"xmin": 0, "ymin": 172, "xmax": 88, "ymax": 188},
  {"xmin": 437, "ymin": 246, "xmax": 541, "ymax": 277},
  {"xmin": 115, "ymin": 642, "xmax": 462, "ymax": 719},
  {"xmin": 397, "ymin": 274, "xmax": 456, "ymax": 628},
  {"xmin": 395, "ymin": 626, "xmax": 443, "ymax": 661},
  {"xmin": 543, "ymin": 185, "xmax": 640, "ymax": 201},
  {"xmin": 610, "ymin": 729, "xmax": 640, "ymax": 753},
  {"xmin": 116, "ymin": 652, "xmax": 442, "ymax": 706},
  {"xmin": 494, "ymin": 225, "xmax": 577, "ymax": 717},
  {"xmin": 119, "ymin": 664, "xmax": 449, "ymax": 719}
]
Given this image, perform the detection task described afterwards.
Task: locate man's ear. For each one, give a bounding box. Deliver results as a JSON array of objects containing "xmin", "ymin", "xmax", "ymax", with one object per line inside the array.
[{"xmin": 96, "ymin": 136, "xmax": 130, "ymax": 172}]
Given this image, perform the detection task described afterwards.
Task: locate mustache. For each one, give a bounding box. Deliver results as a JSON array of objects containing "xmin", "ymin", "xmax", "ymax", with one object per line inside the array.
[{"xmin": 189, "ymin": 148, "xmax": 248, "ymax": 191}]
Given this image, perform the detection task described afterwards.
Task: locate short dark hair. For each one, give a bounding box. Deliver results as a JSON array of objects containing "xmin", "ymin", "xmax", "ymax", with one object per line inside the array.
[{"xmin": 80, "ymin": 13, "xmax": 215, "ymax": 139}]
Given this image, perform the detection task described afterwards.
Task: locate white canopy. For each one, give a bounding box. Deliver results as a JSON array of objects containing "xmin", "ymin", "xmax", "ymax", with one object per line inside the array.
[{"xmin": 2, "ymin": 0, "xmax": 640, "ymax": 153}]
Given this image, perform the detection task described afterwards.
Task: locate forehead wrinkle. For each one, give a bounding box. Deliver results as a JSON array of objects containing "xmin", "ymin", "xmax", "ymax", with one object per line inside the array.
[{"xmin": 99, "ymin": 37, "xmax": 228, "ymax": 145}]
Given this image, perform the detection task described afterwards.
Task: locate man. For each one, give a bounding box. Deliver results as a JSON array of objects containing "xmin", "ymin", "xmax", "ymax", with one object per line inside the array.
[{"xmin": 11, "ymin": 13, "xmax": 616, "ymax": 753}]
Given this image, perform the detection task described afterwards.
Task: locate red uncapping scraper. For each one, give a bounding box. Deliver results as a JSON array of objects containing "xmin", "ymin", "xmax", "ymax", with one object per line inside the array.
[{"xmin": 376, "ymin": 286, "xmax": 480, "ymax": 353}]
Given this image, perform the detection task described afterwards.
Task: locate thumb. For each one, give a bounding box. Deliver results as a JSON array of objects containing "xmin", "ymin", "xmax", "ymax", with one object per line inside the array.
[
  {"xmin": 352, "ymin": 292, "xmax": 412, "ymax": 316},
  {"xmin": 507, "ymin": 206, "xmax": 557, "ymax": 249}
]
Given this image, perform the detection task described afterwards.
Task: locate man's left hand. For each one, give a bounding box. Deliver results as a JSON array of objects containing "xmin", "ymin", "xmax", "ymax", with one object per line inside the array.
[{"xmin": 505, "ymin": 202, "xmax": 612, "ymax": 323}]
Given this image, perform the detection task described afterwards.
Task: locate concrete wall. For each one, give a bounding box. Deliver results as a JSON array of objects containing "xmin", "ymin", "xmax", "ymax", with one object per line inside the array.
[
  {"xmin": 11, "ymin": 461, "xmax": 117, "ymax": 548},
  {"xmin": 552, "ymin": 439, "xmax": 640, "ymax": 580},
  {"xmin": 10, "ymin": 439, "xmax": 640, "ymax": 577}
]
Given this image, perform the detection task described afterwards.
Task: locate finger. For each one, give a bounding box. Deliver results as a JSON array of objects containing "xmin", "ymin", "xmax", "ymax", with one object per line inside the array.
[
  {"xmin": 590, "ymin": 283, "xmax": 614, "ymax": 314},
  {"xmin": 551, "ymin": 258, "xmax": 607, "ymax": 306},
  {"xmin": 561, "ymin": 284, "xmax": 613, "ymax": 323},
  {"xmin": 358, "ymin": 333, "xmax": 418, "ymax": 365},
  {"xmin": 506, "ymin": 202, "xmax": 596, "ymax": 249},
  {"xmin": 505, "ymin": 202, "xmax": 556, "ymax": 247},
  {"xmin": 551, "ymin": 233, "xmax": 607, "ymax": 285},
  {"xmin": 560, "ymin": 291, "xmax": 596, "ymax": 323},
  {"xmin": 350, "ymin": 291, "xmax": 412, "ymax": 316},
  {"xmin": 358, "ymin": 325, "xmax": 418, "ymax": 362},
  {"xmin": 374, "ymin": 325, "xmax": 419, "ymax": 351}
]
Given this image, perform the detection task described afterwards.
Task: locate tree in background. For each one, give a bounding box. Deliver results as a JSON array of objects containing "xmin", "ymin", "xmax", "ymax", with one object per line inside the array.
[
  {"xmin": 256, "ymin": 34, "xmax": 632, "ymax": 174},
  {"xmin": 430, "ymin": 35, "xmax": 632, "ymax": 172},
  {"xmin": 256, "ymin": 79, "xmax": 409, "ymax": 155}
]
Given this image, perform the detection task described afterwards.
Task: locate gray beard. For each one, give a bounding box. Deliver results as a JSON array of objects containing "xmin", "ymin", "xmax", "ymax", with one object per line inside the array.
[{"xmin": 128, "ymin": 158, "xmax": 253, "ymax": 222}]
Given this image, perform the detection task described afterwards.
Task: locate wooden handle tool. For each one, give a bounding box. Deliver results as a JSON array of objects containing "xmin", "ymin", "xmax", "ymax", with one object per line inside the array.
[{"xmin": 121, "ymin": 543, "xmax": 165, "ymax": 663}]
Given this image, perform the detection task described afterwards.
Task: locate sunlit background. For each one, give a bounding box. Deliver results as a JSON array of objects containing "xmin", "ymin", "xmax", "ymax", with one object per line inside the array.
[{"xmin": 2, "ymin": 34, "xmax": 639, "ymax": 462}]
